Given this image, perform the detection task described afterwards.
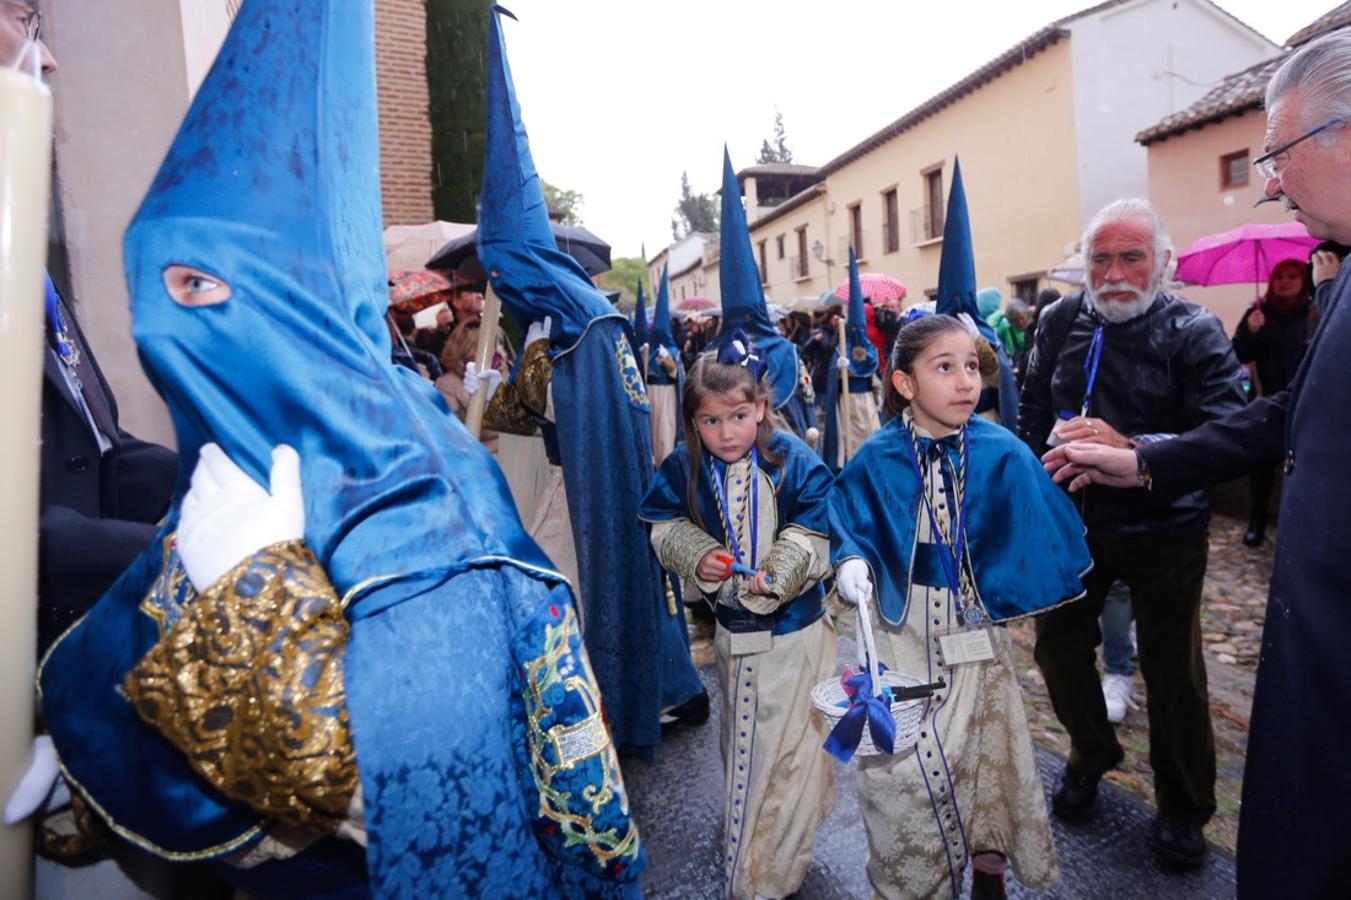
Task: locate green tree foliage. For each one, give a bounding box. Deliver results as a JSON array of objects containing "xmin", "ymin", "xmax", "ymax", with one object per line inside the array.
[
  {"xmin": 597, "ymin": 256, "xmax": 650, "ymax": 310},
  {"xmin": 756, "ymin": 109, "xmax": 793, "ymax": 164},
  {"xmin": 541, "ymin": 180, "xmax": 584, "ymax": 225},
  {"xmin": 426, "ymin": 0, "xmax": 489, "ymax": 222},
  {"xmin": 672, "ymin": 171, "xmax": 719, "ymax": 239}
]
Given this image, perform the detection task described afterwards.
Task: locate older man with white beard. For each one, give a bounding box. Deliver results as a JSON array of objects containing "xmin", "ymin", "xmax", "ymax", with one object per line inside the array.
[{"xmin": 1017, "ymin": 198, "xmax": 1245, "ymax": 869}]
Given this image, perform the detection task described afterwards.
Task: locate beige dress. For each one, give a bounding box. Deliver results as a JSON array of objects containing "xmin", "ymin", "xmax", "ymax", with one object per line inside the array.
[
  {"xmin": 648, "ymin": 381, "xmax": 680, "ymax": 467},
  {"xmin": 850, "ymin": 420, "xmax": 1057, "ymax": 899},
  {"xmin": 651, "ymin": 455, "xmax": 836, "ymax": 899}
]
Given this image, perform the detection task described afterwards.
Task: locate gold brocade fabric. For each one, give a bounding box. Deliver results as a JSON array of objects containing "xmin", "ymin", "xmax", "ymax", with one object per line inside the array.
[
  {"xmin": 485, "ymin": 338, "xmax": 553, "ymax": 435},
  {"xmin": 123, "ymin": 540, "xmax": 357, "ymax": 832}
]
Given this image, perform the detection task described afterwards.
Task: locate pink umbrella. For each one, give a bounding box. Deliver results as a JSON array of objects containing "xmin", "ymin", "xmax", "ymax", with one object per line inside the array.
[
  {"xmin": 1175, "ymin": 222, "xmax": 1320, "ymax": 287},
  {"xmin": 833, "ymin": 272, "xmax": 907, "ymax": 303},
  {"xmin": 676, "ymin": 296, "xmax": 718, "ymax": 312}
]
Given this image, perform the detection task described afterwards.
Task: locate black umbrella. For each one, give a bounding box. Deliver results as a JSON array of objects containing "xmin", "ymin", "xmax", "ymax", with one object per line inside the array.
[{"xmin": 426, "ymin": 223, "xmax": 612, "ymax": 277}]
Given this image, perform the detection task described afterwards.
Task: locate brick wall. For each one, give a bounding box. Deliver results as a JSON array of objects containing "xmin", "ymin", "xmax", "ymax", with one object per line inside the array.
[{"xmin": 375, "ymin": 0, "xmax": 435, "ymax": 227}]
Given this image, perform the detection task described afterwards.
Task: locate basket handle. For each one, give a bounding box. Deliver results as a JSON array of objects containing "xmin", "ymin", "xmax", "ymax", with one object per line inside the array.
[{"xmin": 856, "ymin": 580, "xmax": 882, "ymax": 695}]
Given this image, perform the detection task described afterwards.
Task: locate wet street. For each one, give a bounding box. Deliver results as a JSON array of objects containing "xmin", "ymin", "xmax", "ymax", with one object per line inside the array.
[{"xmin": 625, "ymin": 658, "xmax": 1237, "ymax": 899}]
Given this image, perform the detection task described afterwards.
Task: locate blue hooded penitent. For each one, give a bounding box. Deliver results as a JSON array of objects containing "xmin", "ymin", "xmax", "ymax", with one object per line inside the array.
[
  {"xmin": 39, "ymin": 2, "xmax": 642, "ymax": 896},
  {"xmin": 934, "ymin": 156, "xmax": 1019, "ymax": 429},
  {"xmin": 822, "ymin": 248, "xmax": 880, "ymax": 470},
  {"xmin": 632, "ymin": 277, "xmax": 650, "ymax": 351},
  {"xmin": 712, "ymin": 147, "xmax": 815, "ymax": 437},
  {"xmin": 477, "ymin": 7, "xmax": 702, "ymax": 757}
]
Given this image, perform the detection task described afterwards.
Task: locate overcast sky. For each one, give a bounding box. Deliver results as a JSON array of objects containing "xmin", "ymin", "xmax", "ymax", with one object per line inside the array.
[{"xmin": 495, "ymin": 0, "xmax": 1328, "ymax": 260}]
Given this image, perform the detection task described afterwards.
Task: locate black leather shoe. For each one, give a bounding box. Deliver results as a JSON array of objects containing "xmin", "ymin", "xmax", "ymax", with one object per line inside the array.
[
  {"xmin": 1051, "ymin": 765, "xmax": 1101, "ymax": 821},
  {"xmin": 1153, "ymin": 815, "xmax": 1207, "ymax": 869},
  {"xmin": 660, "ymin": 690, "xmax": 710, "ymax": 730},
  {"xmin": 970, "ymin": 869, "xmax": 1006, "ymax": 900},
  {"xmin": 1243, "ymin": 526, "xmax": 1265, "ymax": 547}
]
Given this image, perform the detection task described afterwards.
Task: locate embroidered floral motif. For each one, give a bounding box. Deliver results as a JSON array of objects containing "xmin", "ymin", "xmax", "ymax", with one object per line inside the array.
[
  {"xmin": 614, "ymin": 333, "xmax": 650, "ymax": 412},
  {"xmin": 124, "ymin": 540, "xmax": 357, "ymax": 832},
  {"xmin": 523, "ymin": 605, "xmax": 641, "ymax": 871}
]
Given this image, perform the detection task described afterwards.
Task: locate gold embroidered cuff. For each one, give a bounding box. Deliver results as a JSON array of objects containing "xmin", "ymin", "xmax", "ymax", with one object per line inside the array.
[
  {"xmin": 484, "ymin": 338, "xmax": 553, "ymax": 435},
  {"xmin": 656, "ymin": 520, "xmax": 723, "ymax": 584},
  {"xmin": 123, "ymin": 540, "xmax": 357, "ymax": 833},
  {"xmin": 740, "ymin": 538, "xmax": 811, "ymax": 614},
  {"xmin": 484, "ymin": 381, "xmax": 538, "ymax": 435}
]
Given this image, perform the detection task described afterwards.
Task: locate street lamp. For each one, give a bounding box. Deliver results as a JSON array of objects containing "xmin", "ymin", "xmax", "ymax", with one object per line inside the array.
[{"xmin": 811, "ymin": 239, "xmax": 835, "ymax": 287}]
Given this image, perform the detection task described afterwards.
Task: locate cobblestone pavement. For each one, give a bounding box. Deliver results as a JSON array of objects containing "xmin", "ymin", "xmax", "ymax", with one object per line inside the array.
[
  {"xmin": 627, "ymin": 662, "xmax": 1236, "ymax": 899},
  {"xmin": 627, "ymin": 512, "xmax": 1268, "ymax": 898}
]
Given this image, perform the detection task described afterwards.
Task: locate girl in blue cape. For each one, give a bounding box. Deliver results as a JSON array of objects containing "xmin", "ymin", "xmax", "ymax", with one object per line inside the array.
[
  {"xmin": 830, "ymin": 314, "xmax": 1091, "ymax": 900},
  {"xmin": 35, "ymin": 3, "xmax": 642, "ymax": 898},
  {"xmin": 638, "ymin": 331, "xmax": 836, "ymax": 900}
]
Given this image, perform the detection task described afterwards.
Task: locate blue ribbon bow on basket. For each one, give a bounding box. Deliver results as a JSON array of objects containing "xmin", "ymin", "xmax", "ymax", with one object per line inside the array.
[{"xmin": 823, "ymin": 659, "xmax": 898, "ymax": 762}]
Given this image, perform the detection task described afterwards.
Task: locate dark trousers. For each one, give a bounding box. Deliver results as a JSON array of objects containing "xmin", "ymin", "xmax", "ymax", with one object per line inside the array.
[
  {"xmin": 1034, "ymin": 530, "xmax": 1217, "ymax": 825},
  {"xmin": 1248, "ymin": 464, "xmax": 1275, "ymax": 529}
]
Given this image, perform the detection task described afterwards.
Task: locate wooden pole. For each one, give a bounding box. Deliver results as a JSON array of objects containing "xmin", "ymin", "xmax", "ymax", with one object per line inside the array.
[
  {"xmin": 0, "ymin": 62, "xmax": 52, "ymax": 896},
  {"xmin": 464, "ymin": 284, "xmax": 502, "ymax": 440},
  {"xmin": 836, "ymin": 317, "xmax": 852, "ymax": 463}
]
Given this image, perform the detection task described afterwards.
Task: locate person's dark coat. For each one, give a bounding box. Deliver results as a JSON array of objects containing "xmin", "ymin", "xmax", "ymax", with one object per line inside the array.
[
  {"xmin": 1231, "ymin": 298, "xmax": 1311, "ymax": 395},
  {"xmin": 40, "ymin": 293, "xmax": 176, "ymax": 651},
  {"xmin": 1019, "ymin": 290, "xmax": 1245, "ymax": 538},
  {"xmin": 1139, "ymin": 265, "xmax": 1351, "ymax": 898}
]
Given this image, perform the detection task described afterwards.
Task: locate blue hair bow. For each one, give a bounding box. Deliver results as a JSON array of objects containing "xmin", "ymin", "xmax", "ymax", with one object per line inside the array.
[{"xmin": 716, "ymin": 328, "xmax": 768, "ymax": 382}]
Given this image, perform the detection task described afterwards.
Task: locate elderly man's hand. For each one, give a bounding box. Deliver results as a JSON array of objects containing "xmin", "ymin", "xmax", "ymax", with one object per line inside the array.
[
  {"xmin": 1051, "ymin": 415, "xmax": 1133, "ymax": 449},
  {"xmin": 1042, "ymin": 442, "xmax": 1140, "ymax": 492}
]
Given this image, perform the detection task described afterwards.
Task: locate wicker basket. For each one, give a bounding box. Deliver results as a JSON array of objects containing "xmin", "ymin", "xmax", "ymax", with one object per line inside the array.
[{"xmin": 812, "ymin": 591, "xmax": 927, "ymax": 758}]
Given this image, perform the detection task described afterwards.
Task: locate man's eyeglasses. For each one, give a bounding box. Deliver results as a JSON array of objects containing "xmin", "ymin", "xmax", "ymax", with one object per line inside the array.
[
  {"xmin": 3, "ymin": 2, "xmax": 41, "ymax": 41},
  {"xmin": 1253, "ymin": 117, "xmax": 1348, "ymax": 180}
]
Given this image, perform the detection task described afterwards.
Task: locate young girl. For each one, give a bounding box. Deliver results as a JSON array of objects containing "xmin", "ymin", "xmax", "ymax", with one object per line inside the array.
[
  {"xmin": 639, "ymin": 331, "xmax": 837, "ymax": 900},
  {"xmin": 830, "ymin": 314, "xmax": 1091, "ymax": 900}
]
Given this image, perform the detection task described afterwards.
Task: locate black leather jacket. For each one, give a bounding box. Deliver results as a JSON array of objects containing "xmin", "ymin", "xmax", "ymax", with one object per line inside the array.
[{"xmin": 1019, "ymin": 290, "xmax": 1246, "ymax": 539}]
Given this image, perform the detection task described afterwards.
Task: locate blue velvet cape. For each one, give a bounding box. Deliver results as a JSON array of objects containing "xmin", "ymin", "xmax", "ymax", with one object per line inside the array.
[
  {"xmin": 830, "ymin": 415, "xmax": 1090, "ymax": 625},
  {"xmin": 37, "ymin": 3, "xmax": 642, "ymax": 896},
  {"xmin": 639, "ymin": 430, "xmax": 833, "ymax": 627},
  {"xmin": 476, "ymin": 7, "xmax": 701, "ymax": 756}
]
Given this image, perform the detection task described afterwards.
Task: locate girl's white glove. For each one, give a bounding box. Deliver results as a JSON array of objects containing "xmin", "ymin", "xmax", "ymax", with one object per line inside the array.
[
  {"xmin": 463, "ymin": 362, "xmax": 502, "ymax": 402},
  {"xmin": 177, "ymin": 443, "xmax": 306, "ymax": 593},
  {"xmin": 655, "ymin": 346, "xmax": 672, "ymax": 361},
  {"xmin": 4, "ymin": 736, "xmax": 58, "ymax": 826},
  {"xmin": 836, "ymin": 559, "xmax": 873, "ymax": 607},
  {"xmin": 525, "ymin": 315, "xmax": 552, "ymax": 348}
]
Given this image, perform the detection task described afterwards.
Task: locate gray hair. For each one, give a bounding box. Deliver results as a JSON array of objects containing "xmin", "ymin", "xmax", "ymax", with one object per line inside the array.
[
  {"xmin": 1081, "ymin": 198, "xmax": 1172, "ymax": 280},
  {"xmin": 1266, "ymin": 29, "xmax": 1351, "ymax": 140}
]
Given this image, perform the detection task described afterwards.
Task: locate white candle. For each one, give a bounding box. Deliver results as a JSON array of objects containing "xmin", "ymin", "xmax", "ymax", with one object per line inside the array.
[{"xmin": 0, "ymin": 62, "xmax": 53, "ymax": 893}]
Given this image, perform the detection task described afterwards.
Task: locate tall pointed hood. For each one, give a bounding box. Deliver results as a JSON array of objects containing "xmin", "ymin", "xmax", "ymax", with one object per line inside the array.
[
  {"xmin": 650, "ymin": 262, "xmax": 677, "ymax": 352},
  {"xmin": 934, "ymin": 156, "xmax": 998, "ymax": 345},
  {"xmin": 844, "ymin": 248, "xmax": 878, "ymax": 377},
  {"xmin": 712, "ymin": 147, "xmax": 799, "ymax": 409},
  {"xmin": 477, "ymin": 6, "xmax": 617, "ymax": 351},
  {"xmin": 632, "ymin": 277, "xmax": 649, "ymax": 349}
]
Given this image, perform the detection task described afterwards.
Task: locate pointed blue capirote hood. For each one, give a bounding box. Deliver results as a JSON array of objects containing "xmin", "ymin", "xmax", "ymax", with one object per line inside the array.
[
  {"xmin": 845, "ymin": 248, "xmax": 878, "ymax": 377},
  {"xmin": 477, "ymin": 6, "xmax": 618, "ymax": 351},
  {"xmin": 632, "ymin": 277, "xmax": 650, "ymax": 348},
  {"xmin": 651, "ymin": 262, "xmax": 677, "ymax": 350},
  {"xmin": 124, "ymin": 0, "xmax": 549, "ymax": 596},
  {"xmin": 934, "ymin": 156, "xmax": 998, "ymax": 345},
  {"xmin": 712, "ymin": 147, "xmax": 799, "ymax": 409}
]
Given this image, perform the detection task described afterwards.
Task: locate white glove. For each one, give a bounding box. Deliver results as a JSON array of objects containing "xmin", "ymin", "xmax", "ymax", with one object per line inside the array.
[
  {"xmin": 4, "ymin": 736, "xmax": 58, "ymax": 826},
  {"xmin": 836, "ymin": 355, "xmax": 850, "ymax": 370},
  {"xmin": 836, "ymin": 558, "xmax": 873, "ymax": 607},
  {"xmin": 463, "ymin": 362, "xmax": 503, "ymax": 402},
  {"xmin": 656, "ymin": 346, "xmax": 672, "ymax": 361},
  {"xmin": 177, "ymin": 443, "xmax": 306, "ymax": 593},
  {"xmin": 525, "ymin": 315, "xmax": 553, "ymax": 348}
]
